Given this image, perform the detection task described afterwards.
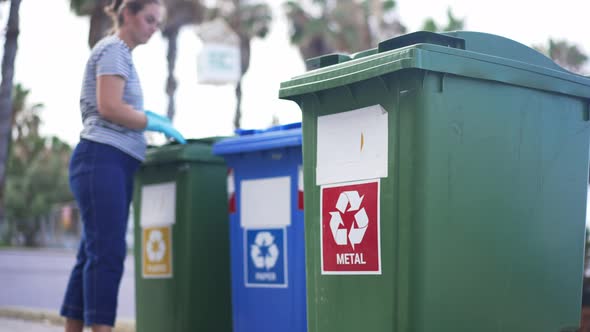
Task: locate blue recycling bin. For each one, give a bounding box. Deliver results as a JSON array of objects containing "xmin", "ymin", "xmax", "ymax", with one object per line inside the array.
[{"xmin": 213, "ymin": 123, "xmax": 307, "ymax": 332}]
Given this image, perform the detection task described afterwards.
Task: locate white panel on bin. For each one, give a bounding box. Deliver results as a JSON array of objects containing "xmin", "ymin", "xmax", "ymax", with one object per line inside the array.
[
  {"xmin": 241, "ymin": 176, "xmax": 291, "ymax": 228},
  {"xmin": 140, "ymin": 182, "xmax": 176, "ymax": 227},
  {"xmin": 316, "ymin": 104, "xmax": 388, "ymax": 185}
]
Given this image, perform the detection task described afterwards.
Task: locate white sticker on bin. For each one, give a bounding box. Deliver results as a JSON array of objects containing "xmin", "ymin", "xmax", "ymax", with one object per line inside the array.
[
  {"xmin": 316, "ymin": 104, "xmax": 388, "ymax": 185},
  {"xmin": 241, "ymin": 176, "xmax": 291, "ymax": 228},
  {"xmin": 140, "ymin": 182, "xmax": 176, "ymax": 228}
]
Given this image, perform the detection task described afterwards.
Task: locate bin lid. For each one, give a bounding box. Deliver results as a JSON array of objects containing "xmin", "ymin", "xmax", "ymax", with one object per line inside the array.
[
  {"xmin": 143, "ymin": 137, "xmax": 226, "ymax": 165},
  {"xmin": 212, "ymin": 122, "xmax": 302, "ymax": 155},
  {"xmin": 279, "ymin": 31, "xmax": 590, "ymax": 100}
]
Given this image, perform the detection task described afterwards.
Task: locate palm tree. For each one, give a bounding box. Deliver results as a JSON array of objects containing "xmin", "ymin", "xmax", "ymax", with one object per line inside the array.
[
  {"xmin": 11, "ymin": 84, "xmax": 43, "ymax": 140},
  {"xmin": 160, "ymin": 0, "xmax": 206, "ymax": 119},
  {"xmin": 206, "ymin": 0, "xmax": 272, "ymax": 129},
  {"xmin": 70, "ymin": 0, "xmax": 111, "ymax": 48},
  {"xmin": 535, "ymin": 39, "xmax": 588, "ymax": 74},
  {"xmin": 2, "ymin": 83, "xmax": 40, "ymax": 241},
  {"xmin": 421, "ymin": 8, "xmax": 464, "ymax": 33},
  {"xmin": 5, "ymin": 84, "xmax": 73, "ymax": 246},
  {"xmin": 0, "ymin": 0, "xmax": 23, "ymax": 225},
  {"xmin": 284, "ymin": 0, "xmax": 405, "ymax": 67}
]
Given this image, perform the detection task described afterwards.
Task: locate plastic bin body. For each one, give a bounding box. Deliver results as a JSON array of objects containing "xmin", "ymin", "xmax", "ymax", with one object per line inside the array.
[
  {"xmin": 213, "ymin": 123, "xmax": 307, "ymax": 332},
  {"xmin": 279, "ymin": 31, "xmax": 590, "ymax": 332},
  {"xmin": 133, "ymin": 139, "xmax": 231, "ymax": 332}
]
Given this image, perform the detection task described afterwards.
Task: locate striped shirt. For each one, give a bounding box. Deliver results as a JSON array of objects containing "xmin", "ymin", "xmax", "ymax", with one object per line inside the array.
[{"xmin": 79, "ymin": 35, "xmax": 146, "ymax": 161}]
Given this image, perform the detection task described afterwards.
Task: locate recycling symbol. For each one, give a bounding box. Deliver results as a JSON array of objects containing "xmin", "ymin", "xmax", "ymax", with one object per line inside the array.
[
  {"xmin": 146, "ymin": 229, "xmax": 166, "ymax": 262},
  {"xmin": 250, "ymin": 231, "xmax": 279, "ymax": 270},
  {"xmin": 329, "ymin": 190, "xmax": 369, "ymax": 250}
]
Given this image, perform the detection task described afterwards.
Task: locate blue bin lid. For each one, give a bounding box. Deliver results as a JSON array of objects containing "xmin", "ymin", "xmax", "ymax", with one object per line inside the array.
[{"xmin": 213, "ymin": 122, "xmax": 302, "ymax": 155}]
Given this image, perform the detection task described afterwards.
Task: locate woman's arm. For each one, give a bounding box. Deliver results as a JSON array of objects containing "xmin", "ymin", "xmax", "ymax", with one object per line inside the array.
[{"xmin": 96, "ymin": 75, "xmax": 147, "ymax": 130}]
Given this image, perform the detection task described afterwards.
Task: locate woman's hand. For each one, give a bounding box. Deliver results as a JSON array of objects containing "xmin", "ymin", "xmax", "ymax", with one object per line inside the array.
[{"xmin": 144, "ymin": 110, "xmax": 186, "ymax": 144}]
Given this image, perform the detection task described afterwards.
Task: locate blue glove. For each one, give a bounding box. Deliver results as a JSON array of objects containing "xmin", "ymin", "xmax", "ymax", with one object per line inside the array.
[
  {"xmin": 145, "ymin": 110, "xmax": 171, "ymax": 124},
  {"xmin": 144, "ymin": 110, "xmax": 187, "ymax": 144}
]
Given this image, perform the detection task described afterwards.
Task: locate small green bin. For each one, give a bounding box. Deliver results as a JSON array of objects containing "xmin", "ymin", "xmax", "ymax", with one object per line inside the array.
[
  {"xmin": 279, "ymin": 31, "xmax": 590, "ymax": 331},
  {"xmin": 133, "ymin": 139, "xmax": 231, "ymax": 332}
]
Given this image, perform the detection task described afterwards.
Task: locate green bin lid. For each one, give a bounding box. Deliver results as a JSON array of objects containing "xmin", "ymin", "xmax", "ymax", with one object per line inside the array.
[
  {"xmin": 352, "ymin": 48, "xmax": 378, "ymax": 60},
  {"xmin": 143, "ymin": 137, "xmax": 227, "ymax": 166},
  {"xmin": 279, "ymin": 31, "xmax": 590, "ymax": 100},
  {"xmin": 306, "ymin": 53, "xmax": 351, "ymax": 71}
]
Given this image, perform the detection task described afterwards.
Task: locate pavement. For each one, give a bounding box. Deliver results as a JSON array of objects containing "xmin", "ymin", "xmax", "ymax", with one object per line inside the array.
[
  {"xmin": 0, "ymin": 248, "xmax": 136, "ymax": 332},
  {"xmin": 0, "ymin": 317, "xmax": 64, "ymax": 332},
  {"xmin": 0, "ymin": 248, "xmax": 135, "ymax": 318},
  {"xmin": 0, "ymin": 306, "xmax": 135, "ymax": 332}
]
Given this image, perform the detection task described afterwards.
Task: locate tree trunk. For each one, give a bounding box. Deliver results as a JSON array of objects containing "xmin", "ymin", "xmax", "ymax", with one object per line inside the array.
[
  {"xmin": 0, "ymin": 0, "xmax": 22, "ymax": 225},
  {"xmin": 163, "ymin": 27, "xmax": 179, "ymax": 120},
  {"xmin": 88, "ymin": 0, "xmax": 112, "ymax": 48},
  {"xmin": 160, "ymin": 0, "xmax": 206, "ymax": 121},
  {"xmin": 234, "ymin": 36, "xmax": 250, "ymax": 130},
  {"xmin": 368, "ymin": 0, "xmax": 382, "ymax": 46},
  {"xmin": 230, "ymin": 0, "xmax": 252, "ymax": 131},
  {"xmin": 233, "ymin": 80, "xmax": 242, "ymax": 130}
]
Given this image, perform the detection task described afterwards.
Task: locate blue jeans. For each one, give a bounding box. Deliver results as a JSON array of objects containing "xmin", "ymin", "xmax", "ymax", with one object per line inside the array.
[{"xmin": 61, "ymin": 139, "xmax": 140, "ymax": 326}]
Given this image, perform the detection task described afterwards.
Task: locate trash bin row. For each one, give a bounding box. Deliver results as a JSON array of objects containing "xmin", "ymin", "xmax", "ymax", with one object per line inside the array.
[
  {"xmin": 133, "ymin": 125, "xmax": 307, "ymax": 332},
  {"xmin": 133, "ymin": 31, "xmax": 590, "ymax": 332}
]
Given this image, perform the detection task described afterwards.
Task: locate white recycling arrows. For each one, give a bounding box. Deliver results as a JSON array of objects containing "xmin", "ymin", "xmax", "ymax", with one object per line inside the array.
[
  {"xmin": 349, "ymin": 208, "xmax": 368, "ymax": 249},
  {"xmin": 329, "ymin": 190, "xmax": 369, "ymax": 250},
  {"xmin": 146, "ymin": 229, "xmax": 166, "ymax": 262},
  {"xmin": 336, "ymin": 191, "xmax": 363, "ymax": 213},
  {"xmin": 329, "ymin": 212, "xmax": 347, "ymax": 245},
  {"xmin": 250, "ymin": 231, "xmax": 280, "ymax": 270},
  {"xmin": 266, "ymin": 243, "xmax": 279, "ymax": 269}
]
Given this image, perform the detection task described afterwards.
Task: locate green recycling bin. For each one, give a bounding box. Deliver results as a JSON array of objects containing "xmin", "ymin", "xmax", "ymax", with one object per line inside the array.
[
  {"xmin": 133, "ymin": 139, "xmax": 231, "ymax": 332},
  {"xmin": 279, "ymin": 31, "xmax": 590, "ymax": 332}
]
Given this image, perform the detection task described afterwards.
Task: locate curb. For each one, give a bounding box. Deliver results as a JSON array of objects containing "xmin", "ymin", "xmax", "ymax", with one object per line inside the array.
[{"xmin": 0, "ymin": 306, "xmax": 135, "ymax": 332}]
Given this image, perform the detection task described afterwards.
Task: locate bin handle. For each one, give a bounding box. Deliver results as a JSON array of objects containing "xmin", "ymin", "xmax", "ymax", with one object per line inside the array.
[
  {"xmin": 378, "ymin": 31, "xmax": 465, "ymax": 53},
  {"xmin": 305, "ymin": 53, "xmax": 352, "ymax": 70}
]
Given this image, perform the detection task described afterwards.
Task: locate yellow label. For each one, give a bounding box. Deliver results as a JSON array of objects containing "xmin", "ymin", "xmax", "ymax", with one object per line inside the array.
[{"xmin": 142, "ymin": 226, "xmax": 173, "ymax": 278}]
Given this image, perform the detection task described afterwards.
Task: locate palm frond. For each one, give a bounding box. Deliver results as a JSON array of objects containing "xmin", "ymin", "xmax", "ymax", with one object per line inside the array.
[{"xmin": 69, "ymin": 0, "xmax": 95, "ymax": 16}]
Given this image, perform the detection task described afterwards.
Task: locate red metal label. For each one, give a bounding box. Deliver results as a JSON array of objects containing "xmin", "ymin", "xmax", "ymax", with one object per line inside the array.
[{"xmin": 321, "ymin": 179, "xmax": 380, "ymax": 274}]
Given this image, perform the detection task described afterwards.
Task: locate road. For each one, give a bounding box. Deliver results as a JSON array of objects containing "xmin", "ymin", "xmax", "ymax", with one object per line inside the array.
[
  {"xmin": 0, "ymin": 317, "xmax": 65, "ymax": 332},
  {"xmin": 0, "ymin": 248, "xmax": 135, "ymax": 320}
]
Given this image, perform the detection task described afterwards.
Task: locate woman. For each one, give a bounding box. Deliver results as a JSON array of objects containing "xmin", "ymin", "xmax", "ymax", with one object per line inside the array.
[{"xmin": 60, "ymin": 1, "xmax": 183, "ymax": 331}]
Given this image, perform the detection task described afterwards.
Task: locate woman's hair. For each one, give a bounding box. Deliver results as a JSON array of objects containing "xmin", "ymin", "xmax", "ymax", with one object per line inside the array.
[{"xmin": 105, "ymin": 0, "xmax": 162, "ymax": 31}]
